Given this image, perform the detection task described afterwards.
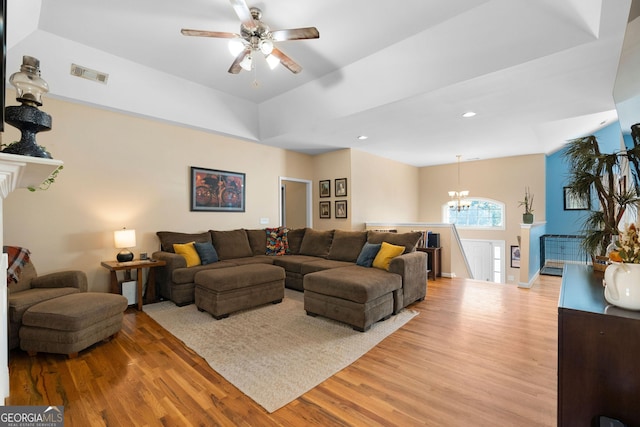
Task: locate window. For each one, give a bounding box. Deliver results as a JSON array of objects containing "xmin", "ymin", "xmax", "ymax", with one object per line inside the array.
[{"xmin": 443, "ymin": 198, "xmax": 505, "ymax": 230}]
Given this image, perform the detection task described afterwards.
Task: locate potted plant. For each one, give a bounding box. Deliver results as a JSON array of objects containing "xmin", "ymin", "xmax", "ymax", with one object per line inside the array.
[
  {"xmin": 519, "ymin": 186, "xmax": 534, "ymax": 224},
  {"xmin": 563, "ymin": 134, "xmax": 640, "ymax": 259}
]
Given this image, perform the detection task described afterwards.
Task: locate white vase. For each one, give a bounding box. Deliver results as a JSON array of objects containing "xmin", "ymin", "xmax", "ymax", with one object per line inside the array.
[{"xmin": 604, "ymin": 262, "xmax": 640, "ymax": 310}]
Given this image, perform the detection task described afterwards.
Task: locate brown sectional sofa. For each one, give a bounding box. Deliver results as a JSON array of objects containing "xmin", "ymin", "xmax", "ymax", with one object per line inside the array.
[{"xmin": 152, "ymin": 228, "xmax": 427, "ymax": 330}]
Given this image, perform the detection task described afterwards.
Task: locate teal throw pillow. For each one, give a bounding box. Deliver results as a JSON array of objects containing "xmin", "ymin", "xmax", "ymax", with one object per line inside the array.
[
  {"xmin": 356, "ymin": 242, "xmax": 382, "ymax": 268},
  {"xmin": 194, "ymin": 241, "xmax": 219, "ymax": 265}
]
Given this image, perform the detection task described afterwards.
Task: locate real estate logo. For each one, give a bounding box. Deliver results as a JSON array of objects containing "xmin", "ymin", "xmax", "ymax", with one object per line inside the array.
[{"xmin": 0, "ymin": 405, "xmax": 64, "ymax": 427}]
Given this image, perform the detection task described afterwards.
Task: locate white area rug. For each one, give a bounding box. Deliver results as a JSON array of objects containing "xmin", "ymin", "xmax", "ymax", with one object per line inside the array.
[{"xmin": 145, "ymin": 289, "xmax": 418, "ymax": 413}]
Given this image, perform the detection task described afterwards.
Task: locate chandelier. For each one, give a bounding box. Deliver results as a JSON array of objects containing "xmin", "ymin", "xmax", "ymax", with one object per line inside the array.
[{"xmin": 448, "ymin": 155, "xmax": 471, "ymax": 211}]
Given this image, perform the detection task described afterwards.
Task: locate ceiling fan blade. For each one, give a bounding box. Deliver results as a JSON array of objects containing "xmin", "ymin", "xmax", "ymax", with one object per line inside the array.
[
  {"xmin": 271, "ymin": 27, "xmax": 319, "ymax": 41},
  {"xmin": 271, "ymin": 48, "xmax": 302, "ymax": 74},
  {"xmin": 229, "ymin": 0, "xmax": 256, "ymax": 31},
  {"xmin": 181, "ymin": 29, "xmax": 240, "ymax": 39},
  {"xmin": 228, "ymin": 49, "xmax": 251, "ymax": 74}
]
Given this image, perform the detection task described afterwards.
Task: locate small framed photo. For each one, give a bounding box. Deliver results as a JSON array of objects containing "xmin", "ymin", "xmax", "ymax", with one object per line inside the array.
[
  {"xmin": 319, "ymin": 180, "xmax": 330, "ymax": 198},
  {"xmin": 335, "ymin": 178, "xmax": 347, "ymax": 197},
  {"xmin": 319, "ymin": 201, "xmax": 331, "ymax": 218},
  {"xmin": 191, "ymin": 167, "xmax": 245, "ymax": 212},
  {"xmin": 335, "ymin": 200, "xmax": 347, "ymax": 218},
  {"xmin": 510, "ymin": 245, "xmax": 520, "ymax": 268},
  {"xmin": 563, "ymin": 187, "xmax": 590, "ymax": 210}
]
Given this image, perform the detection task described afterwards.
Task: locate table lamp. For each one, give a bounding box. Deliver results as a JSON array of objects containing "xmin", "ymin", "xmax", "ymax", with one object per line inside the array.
[{"xmin": 114, "ymin": 228, "xmax": 136, "ymax": 262}]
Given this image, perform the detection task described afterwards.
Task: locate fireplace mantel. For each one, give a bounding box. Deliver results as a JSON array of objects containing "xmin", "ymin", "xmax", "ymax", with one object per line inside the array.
[{"xmin": 0, "ymin": 152, "xmax": 63, "ymax": 404}]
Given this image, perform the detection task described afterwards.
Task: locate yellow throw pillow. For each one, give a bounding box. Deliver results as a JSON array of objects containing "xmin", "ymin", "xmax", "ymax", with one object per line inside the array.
[
  {"xmin": 372, "ymin": 241, "xmax": 405, "ymax": 271},
  {"xmin": 173, "ymin": 242, "xmax": 201, "ymax": 267}
]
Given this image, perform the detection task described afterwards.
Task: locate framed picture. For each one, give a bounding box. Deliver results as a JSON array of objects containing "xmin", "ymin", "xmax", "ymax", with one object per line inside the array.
[
  {"xmin": 319, "ymin": 201, "xmax": 331, "ymax": 218},
  {"xmin": 510, "ymin": 245, "xmax": 520, "ymax": 268},
  {"xmin": 563, "ymin": 186, "xmax": 590, "ymax": 210},
  {"xmin": 319, "ymin": 180, "xmax": 330, "ymax": 198},
  {"xmin": 190, "ymin": 167, "xmax": 245, "ymax": 212},
  {"xmin": 335, "ymin": 178, "xmax": 347, "ymax": 197},
  {"xmin": 335, "ymin": 200, "xmax": 347, "ymax": 218}
]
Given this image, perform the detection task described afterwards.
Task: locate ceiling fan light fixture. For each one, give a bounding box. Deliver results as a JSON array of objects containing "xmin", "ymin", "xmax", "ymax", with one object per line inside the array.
[
  {"xmin": 239, "ymin": 54, "xmax": 253, "ymax": 71},
  {"xmin": 259, "ymin": 39, "xmax": 274, "ymax": 55},
  {"xmin": 265, "ymin": 53, "xmax": 280, "ymax": 69},
  {"xmin": 228, "ymin": 39, "xmax": 246, "ymax": 56}
]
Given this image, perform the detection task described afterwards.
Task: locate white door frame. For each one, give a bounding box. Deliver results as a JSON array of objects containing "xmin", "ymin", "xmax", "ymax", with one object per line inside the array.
[
  {"xmin": 278, "ymin": 176, "xmax": 313, "ymax": 228},
  {"xmin": 461, "ymin": 238, "xmax": 506, "ymax": 283}
]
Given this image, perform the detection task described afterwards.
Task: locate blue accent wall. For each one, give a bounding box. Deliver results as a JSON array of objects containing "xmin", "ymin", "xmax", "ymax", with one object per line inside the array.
[{"xmin": 545, "ymin": 123, "xmax": 623, "ymax": 235}]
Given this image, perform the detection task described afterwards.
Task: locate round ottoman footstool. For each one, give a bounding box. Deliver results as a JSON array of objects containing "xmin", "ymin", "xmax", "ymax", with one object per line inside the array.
[
  {"xmin": 195, "ymin": 264, "xmax": 285, "ymax": 319},
  {"xmin": 20, "ymin": 292, "xmax": 128, "ymax": 358}
]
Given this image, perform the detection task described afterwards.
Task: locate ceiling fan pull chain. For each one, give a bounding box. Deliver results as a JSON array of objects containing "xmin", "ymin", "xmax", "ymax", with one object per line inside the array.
[{"xmin": 252, "ymin": 64, "xmax": 260, "ymax": 88}]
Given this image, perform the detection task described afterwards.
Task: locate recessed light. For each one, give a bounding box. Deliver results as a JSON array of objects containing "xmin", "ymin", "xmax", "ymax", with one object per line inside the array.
[
  {"xmin": 462, "ymin": 111, "xmax": 476, "ymax": 118},
  {"xmin": 357, "ymin": 135, "xmax": 368, "ymax": 140}
]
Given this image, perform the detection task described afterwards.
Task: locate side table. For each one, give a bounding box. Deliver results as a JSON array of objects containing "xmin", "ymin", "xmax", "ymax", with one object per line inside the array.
[
  {"xmin": 417, "ymin": 247, "xmax": 442, "ymax": 280},
  {"xmin": 101, "ymin": 259, "xmax": 166, "ymax": 311}
]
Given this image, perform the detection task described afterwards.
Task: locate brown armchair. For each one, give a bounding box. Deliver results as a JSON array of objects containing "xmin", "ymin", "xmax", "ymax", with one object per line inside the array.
[{"xmin": 7, "ymin": 252, "xmax": 87, "ymax": 350}]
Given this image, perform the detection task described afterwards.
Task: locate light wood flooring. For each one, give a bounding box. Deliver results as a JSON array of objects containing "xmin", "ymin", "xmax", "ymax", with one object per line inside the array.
[{"xmin": 8, "ymin": 275, "xmax": 561, "ymax": 426}]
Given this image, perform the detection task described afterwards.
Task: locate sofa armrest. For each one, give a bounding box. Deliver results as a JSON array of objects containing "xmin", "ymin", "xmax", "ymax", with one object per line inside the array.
[
  {"xmin": 31, "ymin": 271, "xmax": 88, "ymax": 292},
  {"xmin": 388, "ymin": 251, "xmax": 427, "ymax": 307},
  {"xmin": 152, "ymin": 251, "xmax": 187, "ymax": 299}
]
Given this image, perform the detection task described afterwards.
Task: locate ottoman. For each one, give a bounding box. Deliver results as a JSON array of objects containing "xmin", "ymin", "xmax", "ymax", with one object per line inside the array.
[
  {"xmin": 195, "ymin": 264, "xmax": 285, "ymax": 319},
  {"xmin": 303, "ymin": 266, "xmax": 402, "ymax": 332},
  {"xmin": 20, "ymin": 292, "xmax": 128, "ymax": 358}
]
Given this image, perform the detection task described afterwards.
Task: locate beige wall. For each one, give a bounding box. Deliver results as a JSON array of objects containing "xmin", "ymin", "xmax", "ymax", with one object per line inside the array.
[
  {"xmin": 2, "ymin": 97, "xmax": 313, "ymax": 292},
  {"xmin": 351, "ymin": 149, "xmax": 419, "ymax": 230},
  {"xmin": 312, "ymin": 149, "xmax": 352, "ymax": 230},
  {"xmin": 2, "ymin": 96, "xmax": 547, "ymax": 290},
  {"xmin": 418, "ymin": 154, "xmax": 546, "ymax": 281}
]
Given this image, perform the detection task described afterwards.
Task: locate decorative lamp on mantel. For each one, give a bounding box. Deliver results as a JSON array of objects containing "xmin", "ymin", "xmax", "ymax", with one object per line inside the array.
[
  {"xmin": 114, "ymin": 228, "xmax": 136, "ymax": 262},
  {"xmin": 1, "ymin": 56, "xmax": 53, "ymax": 159}
]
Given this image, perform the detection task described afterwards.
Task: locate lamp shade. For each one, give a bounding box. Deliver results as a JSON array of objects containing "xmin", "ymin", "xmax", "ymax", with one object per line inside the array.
[{"xmin": 114, "ymin": 228, "xmax": 136, "ymax": 249}]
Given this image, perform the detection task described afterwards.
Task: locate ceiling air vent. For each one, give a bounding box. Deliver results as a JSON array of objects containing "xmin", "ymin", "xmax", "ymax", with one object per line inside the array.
[{"xmin": 70, "ymin": 64, "xmax": 109, "ymax": 84}]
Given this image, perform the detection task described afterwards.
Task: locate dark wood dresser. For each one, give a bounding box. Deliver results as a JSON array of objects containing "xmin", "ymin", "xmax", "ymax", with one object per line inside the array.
[{"xmin": 558, "ymin": 264, "xmax": 640, "ymax": 426}]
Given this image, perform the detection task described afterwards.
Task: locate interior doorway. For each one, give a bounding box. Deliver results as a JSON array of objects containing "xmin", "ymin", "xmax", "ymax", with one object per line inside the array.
[
  {"xmin": 461, "ymin": 239, "xmax": 505, "ymax": 283},
  {"xmin": 279, "ymin": 177, "xmax": 312, "ymax": 228}
]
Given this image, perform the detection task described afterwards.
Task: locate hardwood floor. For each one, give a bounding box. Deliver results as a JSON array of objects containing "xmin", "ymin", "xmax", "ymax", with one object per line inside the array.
[{"xmin": 8, "ymin": 275, "xmax": 561, "ymax": 426}]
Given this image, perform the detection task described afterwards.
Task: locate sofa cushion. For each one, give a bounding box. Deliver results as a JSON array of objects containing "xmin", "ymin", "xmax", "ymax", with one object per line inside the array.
[
  {"xmin": 373, "ymin": 242, "xmax": 405, "ymax": 271},
  {"xmin": 327, "ymin": 230, "xmax": 367, "ymax": 262},
  {"xmin": 300, "ymin": 259, "xmax": 354, "ymax": 275},
  {"xmin": 356, "ymin": 242, "xmax": 382, "ymax": 268},
  {"xmin": 172, "ymin": 261, "xmax": 238, "ymax": 284},
  {"xmin": 304, "ymin": 266, "xmax": 402, "ymax": 304},
  {"xmin": 210, "ymin": 229, "xmax": 253, "ymax": 260},
  {"xmin": 157, "ymin": 231, "xmax": 212, "ymax": 253},
  {"xmin": 194, "ymin": 241, "xmax": 218, "ymax": 265},
  {"xmin": 272, "ymin": 255, "xmax": 321, "ymax": 274},
  {"xmin": 245, "ymin": 229, "xmax": 268, "ymax": 255},
  {"xmin": 367, "ymin": 231, "xmax": 422, "ymax": 253},
  {"xmin": 299, "ymin": 229, "xmax": 334, "ymax": 258},
  {"xmin": 266, "ymin": 227, "xmax": 289, "ymax": 256},
  {"xmin": 8, "ymin": 287, "xmax": 81, "ymax": 323},
  {"xmin": 173, "ymin": 242, "xmax": 201, "ymax": 267},
  {"xmin": 286, "ymin": 228, "xmax": 306, "ymax": 254}
]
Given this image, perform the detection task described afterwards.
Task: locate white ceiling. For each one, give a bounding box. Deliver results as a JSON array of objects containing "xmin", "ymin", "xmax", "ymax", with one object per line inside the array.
[{"xmin": 4, "ymin": 0, "xmax": 634, "ymax": 166}]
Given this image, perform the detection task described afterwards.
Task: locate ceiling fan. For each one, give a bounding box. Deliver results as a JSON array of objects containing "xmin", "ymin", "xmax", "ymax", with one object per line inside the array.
[{"xmin": 181, "ymin": 0, "xmax": 319, "ymax": 74}]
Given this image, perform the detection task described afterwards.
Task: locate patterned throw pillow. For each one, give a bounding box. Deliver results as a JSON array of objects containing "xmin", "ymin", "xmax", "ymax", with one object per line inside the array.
[
  {"xmin": 3, "ymin": 246, "xmax": 31, "ymax": 284},
  {"xmin": 266, "ymin": 227, "xmax": 289, "ymax": 256}
]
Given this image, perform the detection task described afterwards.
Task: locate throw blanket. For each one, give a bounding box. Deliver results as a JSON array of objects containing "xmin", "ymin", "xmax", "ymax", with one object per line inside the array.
[{"xmin": 3, "ymin": 246, "xmax": 31, "ymax": 284}]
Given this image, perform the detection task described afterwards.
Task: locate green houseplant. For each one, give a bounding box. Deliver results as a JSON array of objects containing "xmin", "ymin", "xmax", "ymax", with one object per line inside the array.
[
  {"xmin": 519, "ymin": 187, "xmax": 534, "ymax": 224},
  {"xmin": 563, "ymin": 134, "xmax": 640, "ymax": 258}
]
